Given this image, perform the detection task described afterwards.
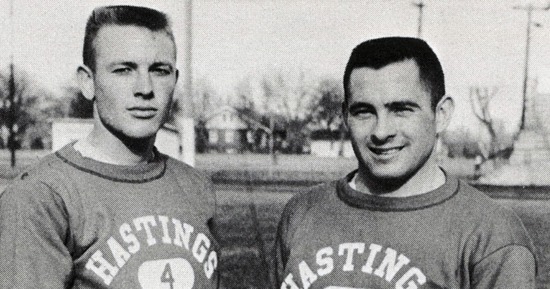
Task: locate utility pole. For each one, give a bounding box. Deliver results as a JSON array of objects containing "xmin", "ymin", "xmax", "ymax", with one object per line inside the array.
[
  {"xmin": 176, "ymin": 0, "xmax": 196, "ymax": 166},
  {"xmin": 412, "ymin": 0, "xmax": 425, "ymax": 38},
  {"xmin": 513, "ymin": 2, "xmax": 550, "ymax": 131},
  {"xmin": 8, "ymin": 0, "xmax": 16, "ymax": 167},
  {"xmin": 8, "ymin": 63, "xmax": 15, "ymax": 168},
  {"xmin": 183, "ymin": 0, "xmax": 193, "ymax": 119}
]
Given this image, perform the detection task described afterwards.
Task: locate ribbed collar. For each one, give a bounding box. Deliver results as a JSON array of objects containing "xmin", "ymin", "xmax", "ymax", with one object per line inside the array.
[
  {"xmin": 337, "ymin": 170, "xmax": 459, "ymax": 212},
  {"xmin": 54, "ymin": 143, "xmax": 166, "ymax": 183}
]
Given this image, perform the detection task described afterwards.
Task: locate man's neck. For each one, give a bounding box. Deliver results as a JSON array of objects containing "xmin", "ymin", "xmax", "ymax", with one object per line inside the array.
[
  {"xmin": 74, "ymin": 126, "xmax": 156, "ymax": 166},
  {"xmin": 354, "ymin": 157, "xmax": 446, "ymax": 198}
]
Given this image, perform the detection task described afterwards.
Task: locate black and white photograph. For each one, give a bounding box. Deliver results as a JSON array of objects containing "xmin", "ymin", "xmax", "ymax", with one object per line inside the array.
[{"xmin": 0, "ymin": 0, "xmax": 549, "ymax": 288}]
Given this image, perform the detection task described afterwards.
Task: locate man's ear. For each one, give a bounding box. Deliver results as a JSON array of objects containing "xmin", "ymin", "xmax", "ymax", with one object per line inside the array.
[
  {"xmin": 77, "ymin": 65, "xmax": 95, "ymax": 101},
  {"xmin": 435, "ymin": 95, "xmax": 454, "ymax": 134}
]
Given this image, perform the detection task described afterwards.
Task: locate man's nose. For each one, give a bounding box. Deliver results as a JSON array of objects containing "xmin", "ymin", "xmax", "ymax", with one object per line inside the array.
[
  {"xmin": 134, "ymin": 71, "xmax": 154, "ymax": 99},
  {"xmin": 371, "ymin": 114, "xmax": 396, "ymax": 144}
]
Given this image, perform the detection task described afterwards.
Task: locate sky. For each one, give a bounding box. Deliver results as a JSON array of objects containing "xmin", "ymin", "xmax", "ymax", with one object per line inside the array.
[{"xmin": 1, "ymin": 0, "xmax": 550, "ymax": 135}]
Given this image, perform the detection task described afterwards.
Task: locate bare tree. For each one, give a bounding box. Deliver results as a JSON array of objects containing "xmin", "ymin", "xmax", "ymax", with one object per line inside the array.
[
  {"xmin": 312, "ymin": 77, "xmax": 346, "ymax": 156},
  {"xmin": 191, "ymin": 78, "xmax": 220, "ymax": 121},
  {"xmin": 259, "ymin": 71, "xmax": 317, "ymax": 154},
  {"xmin": 233, "ymin": 77, "xmax": 256, "ymax": 112},
  {"xmin": 0, "ymin": 68, "xmax": 39, "ymax": 165},
  {"xmin": 469, "ymin": 86, "xmax": 513, "ymax": 166},
  {"xmin": 0, "ymin": 68, "xmax": 66, "ymax": 161},
  {"xmin": 313, "ymin": 78, "xmax": 343, "ymax": 129},
  {"xmin": 470, "ymin": 86, "xmax": 497, "ymax": 159}
]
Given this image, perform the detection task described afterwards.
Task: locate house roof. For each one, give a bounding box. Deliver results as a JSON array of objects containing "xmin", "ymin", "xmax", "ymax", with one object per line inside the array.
[
  {"xmin": 204, "ymin": 105, "xmax": 271, "ymax": 132},
  {"xmin": 204, "ymin": 105, "xmax": 239, "ymax": 121},
  {"xmin": 205, "ymin": 106, "xmax": 248, "ymax": 130}
]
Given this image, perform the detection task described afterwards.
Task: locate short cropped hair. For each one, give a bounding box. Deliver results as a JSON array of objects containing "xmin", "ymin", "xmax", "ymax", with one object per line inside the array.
[
  {"xmin": 83, "ymin": 5, "xmax": 175, "ymax": 71},
  {"xmin": 343, "ymin": 37, "xmax": 445, "ymax": 110}
]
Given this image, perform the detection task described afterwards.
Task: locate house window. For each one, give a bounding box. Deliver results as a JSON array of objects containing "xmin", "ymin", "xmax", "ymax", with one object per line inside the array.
[
  {"xmin": 225, "ymin": 130, "xmax": 235, "ymax": 143},
  {"xmin": 209, "ymin": 130, "xmax": 218, "ymax": 144}
]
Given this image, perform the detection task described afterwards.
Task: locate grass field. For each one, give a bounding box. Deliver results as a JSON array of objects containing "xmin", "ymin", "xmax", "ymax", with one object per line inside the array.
[{"xmin": 1, "ymin": 150, "xmax": 549, "ymax": 288}]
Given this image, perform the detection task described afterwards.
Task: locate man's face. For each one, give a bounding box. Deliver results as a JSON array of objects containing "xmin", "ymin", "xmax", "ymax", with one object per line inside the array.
[
  {"xmin": 90, "ymin": 25, "xmax": 177, "ymax": 139},
  {"xmin": 345, "ymin": 59, "xmax": 439, "ymax": 181}
]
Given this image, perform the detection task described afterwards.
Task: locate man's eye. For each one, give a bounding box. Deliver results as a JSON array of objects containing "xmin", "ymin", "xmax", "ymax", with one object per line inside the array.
[
  {"xmin": 113, "ymin": 67, "xmax": 131, "ymax": 74},
  {"xmin": 392, "ymin": 107, "xmax": 414, "ymax": 115},
  {"xmin": 152, "ymin": 68, "xmax": 171, "ymax": 76},
  {"xmin": 351, "ymin": 109, "xmax": 374, "ymax": 118}
]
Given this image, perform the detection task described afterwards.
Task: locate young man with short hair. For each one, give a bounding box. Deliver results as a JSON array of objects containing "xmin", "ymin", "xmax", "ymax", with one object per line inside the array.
[
  {"xmin": 0, "ymin": 6, "xmax": 219, "ymax": 288},
  {"xmin": 272, "ymin": 37, "xmax": 536, "ymax": 288}
]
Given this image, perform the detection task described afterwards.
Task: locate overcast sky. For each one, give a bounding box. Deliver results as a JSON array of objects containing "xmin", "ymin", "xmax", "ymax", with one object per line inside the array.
[{"xmin": 1, "ymin": 0, "xmax": 550, "ymax": 134}]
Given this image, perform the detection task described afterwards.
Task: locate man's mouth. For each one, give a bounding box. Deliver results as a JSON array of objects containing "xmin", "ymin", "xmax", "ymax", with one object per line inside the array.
[
  {"xmin": 127, "ymin": 107, "xmax": 158, "ymax": 118},
  {"xmin": 369, "ymin": 146, "xmax": 405, "ymax": 155}
]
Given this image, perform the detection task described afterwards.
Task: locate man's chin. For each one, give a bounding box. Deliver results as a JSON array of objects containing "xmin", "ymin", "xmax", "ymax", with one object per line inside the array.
[
  {"xmin": 124, "ymin": 130, "xmax": 157, "ymax": 139},
  {"xmin": 370, "ymin": 172, "xmax": 407, "ymax": 184},
  {"xmin": 98, "ymin": 115, "xmax": 161, "ymax": 141},
  {"xmin": 360, "ymin": 165, "xmax": 414, "ymax": 189},
  {"xmin": 109, "ymin": 126, "xmax": 158, "ymax": 145},
  {"xmin": 367, "ymin": 163, "xmax": 406, "ymax": 178},
  {"xmin": 121, "ymin": 123, "xmax": 163, "ymax": 139}
]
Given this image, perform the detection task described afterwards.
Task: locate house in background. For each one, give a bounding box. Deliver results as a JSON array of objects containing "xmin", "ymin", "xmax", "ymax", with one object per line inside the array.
[
  {"xmin": 204, "ymin": 106, "xmax": 251, "ymax": 153},
  {"xmin": 202, "ymin": 105, "xmax": 277, "ymax": 154}
]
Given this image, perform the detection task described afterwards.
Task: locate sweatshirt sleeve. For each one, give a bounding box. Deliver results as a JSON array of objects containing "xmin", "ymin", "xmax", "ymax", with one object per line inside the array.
[
  {"xmin": 270, "ymin": 202, "xmax": 291, "ymax": 289},
  {"xmin": 465, "ymin": 199, "xmax": 538, "ymax": 289},
  {"xmin": 471, "ymin": 245, "xmax": 536, "ymax": 289},
  {"xmin": 269, "ymin": 191, "xmax": 311, "ymax": 289},
  {"xmin": 0, "ymin": 181, "xmax": 73, "ymax": 289},
  {"xmin": 205, "ymin": 178, "xmax": 222, "ymax": 289}
]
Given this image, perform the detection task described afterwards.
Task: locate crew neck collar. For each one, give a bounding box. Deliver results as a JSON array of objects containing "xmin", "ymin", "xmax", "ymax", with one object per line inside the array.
[
  {"xmin": 55, "ymin": 142, "xmax": 166, "ymax": 183},
  {"xmin": 338, "ymin": 170, "xmax": 459, "ymax": 212}
]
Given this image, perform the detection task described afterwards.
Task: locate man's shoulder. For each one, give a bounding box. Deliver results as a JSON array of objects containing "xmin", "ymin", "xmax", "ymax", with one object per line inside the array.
[
  {"xmin": 453, "ymin": 180, "xmax": 532, "ymax": 243},
  {"xmin": 164, "ymin": 154, "xmax": 205, "ymax": 175},
  {"xmin": 163, "ymin": 155, "xmax": 212, "ymax": 186},
  {"xmin": 7, "ymin": 151, "xmax": 71, "ymax": 190},
  {"xmin": 454, "ymin": 181, "xmax": 537, "ymax": 267},
  {"xmin": 454, "ymin": 180, "xmax": 515, "ymax": 217},
  {"xmin": 1, "ymin": 151, "xmax": 73, "ymax": 206},
  {"xmin": 282, "ymin": 180, "xmax": 339, "ymax": 217}
]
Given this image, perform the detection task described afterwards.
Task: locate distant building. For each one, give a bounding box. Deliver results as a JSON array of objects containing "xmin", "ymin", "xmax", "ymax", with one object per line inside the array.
[
  {"xmin": 51, "ymin": 118, "xmax": 180, "ymax": 159},
  {"xmin": 203, "ymin": 105, "xmax": 272, "ymax": 153},
  {"xmin": 309, "ymin": 129, "xmax": 354, "ymax": 158},
  {"xmin": 204, "ymin": 106, "xmax": 248, "ymax": 153}
]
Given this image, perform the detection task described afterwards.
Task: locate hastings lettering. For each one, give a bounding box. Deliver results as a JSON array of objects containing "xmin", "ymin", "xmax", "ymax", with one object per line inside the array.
[
  {"xmin": 84, "ymin": 214, "xmax": 218, "ymax": 285},
  {"xmin": 281, "ymin": 242, "xmax": 426, "ymax": 289}
]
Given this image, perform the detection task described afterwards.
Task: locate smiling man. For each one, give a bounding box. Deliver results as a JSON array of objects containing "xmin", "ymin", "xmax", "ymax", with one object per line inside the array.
[
  {"xmin": 0, "ymin": 6, "xmax": 219, "ymax": 288},
  {"xmin": 272, "ymin": 37, "xmax": 536, "ymax": 288}
]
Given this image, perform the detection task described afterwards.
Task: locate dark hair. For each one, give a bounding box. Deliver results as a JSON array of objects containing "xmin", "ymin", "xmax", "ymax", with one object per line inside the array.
[
  {"xmin": 343, "ymin": 37, "xmax": 445, "ymax": 110},
  {"xmin": 83, "ymin": 5, "xmax": 175, "ymax": 71}
]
